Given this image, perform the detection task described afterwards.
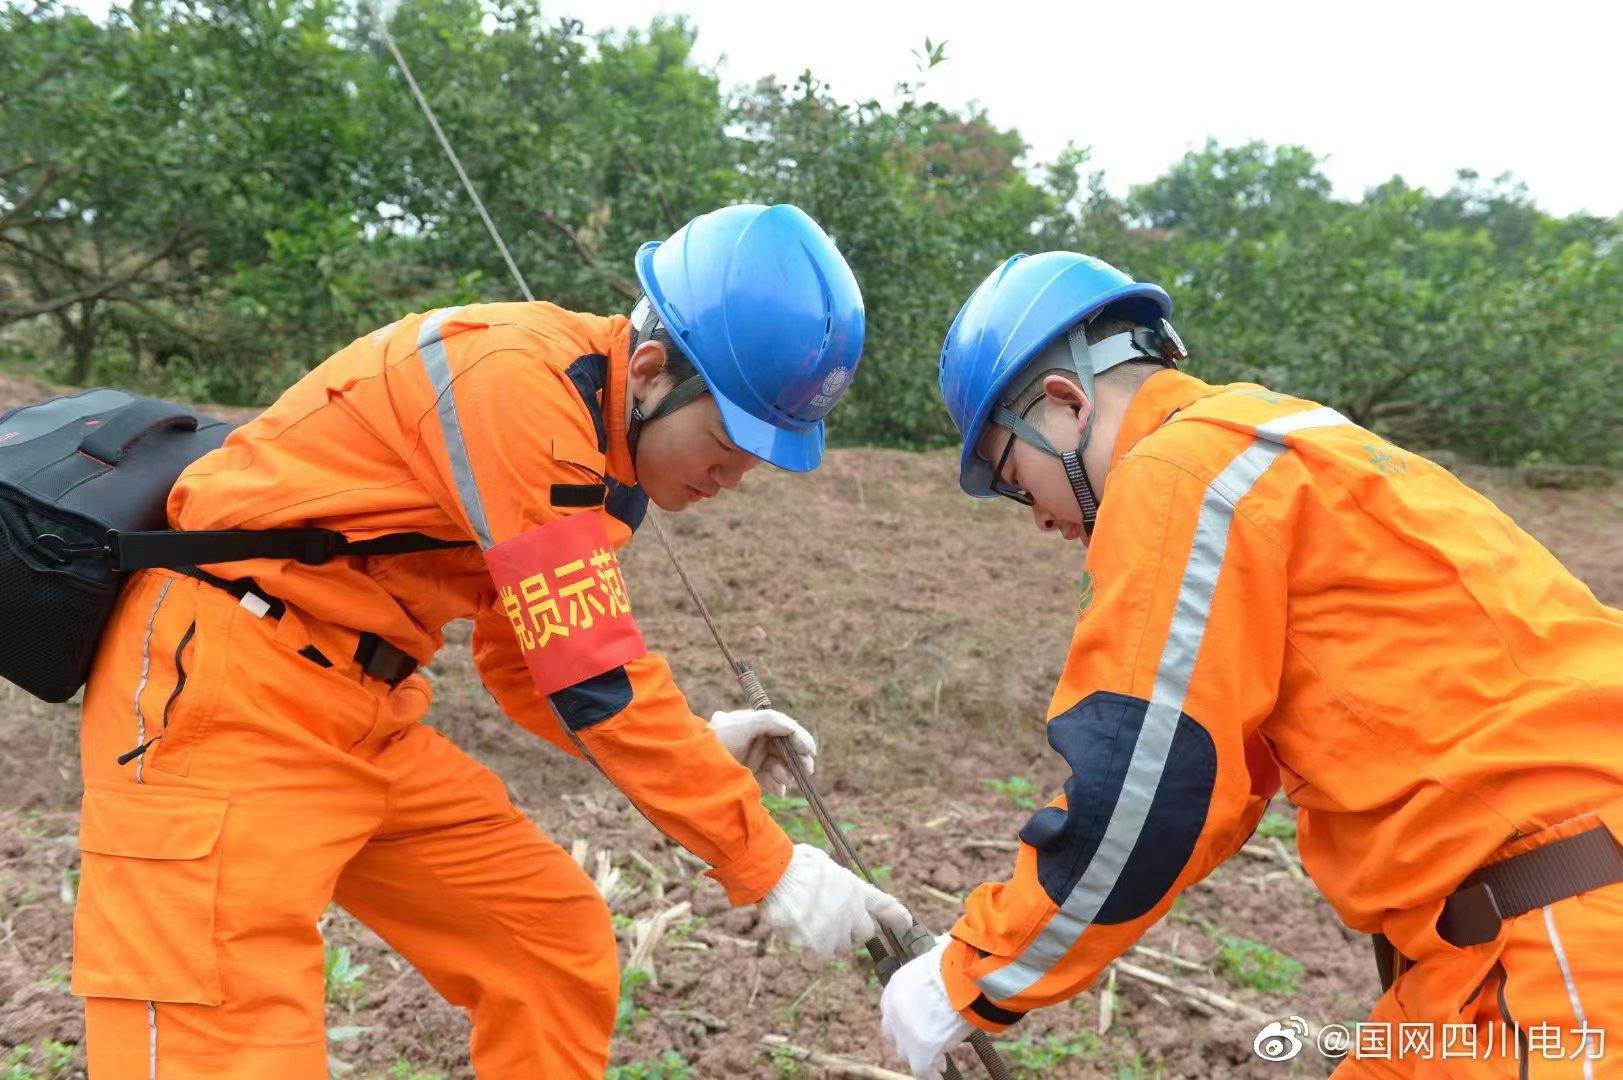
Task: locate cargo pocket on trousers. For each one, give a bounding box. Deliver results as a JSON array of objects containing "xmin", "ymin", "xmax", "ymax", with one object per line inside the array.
[{"xmin": 71, "ymin": 782, "xmax": 229, "ymax": 1004}]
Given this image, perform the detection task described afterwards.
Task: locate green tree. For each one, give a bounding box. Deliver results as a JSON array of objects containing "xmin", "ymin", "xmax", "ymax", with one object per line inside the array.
[
  {"xmin": 1, "ymin": 3, "xmax": 1615, "ymax": 464},
  {"xmin": 732, "ymin": 72, "xmax": 1055, "ymax": 445},
  {"xmin": 355, "ymin": 4, "xmax": 737, "ymax": 312}
]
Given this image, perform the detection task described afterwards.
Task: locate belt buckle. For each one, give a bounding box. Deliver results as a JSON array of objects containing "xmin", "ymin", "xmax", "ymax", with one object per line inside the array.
[
  {"xmin": 1438, "ymin": 882, "xmax": 1503, "ymax": 947},
  {"xmin": 356, "ymin": 633, "xmax": 417, "ymax": 686}
]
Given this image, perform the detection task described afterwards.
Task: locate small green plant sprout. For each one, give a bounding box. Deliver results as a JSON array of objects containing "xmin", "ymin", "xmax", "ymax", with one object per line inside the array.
[
  {"xmin": 1216, "ymin": 934, "xmax": 1303, "ymax": 995},
  {"xmin": 1256, "ymin": 813, "xmax": 1297, "ymax": 841},
  {"xmin": 992, "ymin": 1031, "xmax": 1102, "ymax": 1079},
  {"xmin": 604, "ymin": 1051, "xmax": 695, "ymax": 1080},
  {"xmin": 983, "ymin": 776, "xmax": 1040, "ymax": 810},
  {"xmin": 770, "ymin": 1042, "xmax": 803, "ymax": 1078},
  {"xmin": 3, "ymin": 1042, "xmax": 76, "ymax": 1080},
  {"xmin": 762, "ymin": 792, "xmax": 824, "ymax": 846},
  {"xmin": 387, "ymin": 1061, "xmax": 444, "ymax": 1080},
  {"xmin": 615, "ymin": 967, "xmax": 652, "ymax": 1036},
  {"xmin": 322, "ymin": 944, "xmax": 370, "ymax": 1011}
]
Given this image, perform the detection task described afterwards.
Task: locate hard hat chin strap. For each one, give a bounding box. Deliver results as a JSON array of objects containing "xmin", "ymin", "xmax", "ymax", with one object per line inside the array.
[
  {"xmin": 993, "ymin": 323, "xmax": 1181, "ymax": 535},
  {"xmin": 627, "ymin": 296, "xmax": 711, "ymax": 460},
  {"xmin": 1060, "ymin": 446, "xmax": 1100, "ymax": 531},
  {"xmin": 629, "ymin": 375, "xmax": 709, "ymax": 459},
  {"xmin": 994, "ymin": 394, "xmax": 1104, "ymax": 536}
]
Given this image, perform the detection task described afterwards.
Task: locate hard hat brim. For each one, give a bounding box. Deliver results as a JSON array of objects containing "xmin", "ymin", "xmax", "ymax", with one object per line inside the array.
[{"xmin": 712, "ymin": 388, "xmax": 825, "ymax": 473}]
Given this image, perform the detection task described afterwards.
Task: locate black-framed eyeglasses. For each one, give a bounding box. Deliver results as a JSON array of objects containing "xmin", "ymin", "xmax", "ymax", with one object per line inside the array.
[{"xmin": 989, "ymin": 397, "xmax": 1042, "ymax": 506}]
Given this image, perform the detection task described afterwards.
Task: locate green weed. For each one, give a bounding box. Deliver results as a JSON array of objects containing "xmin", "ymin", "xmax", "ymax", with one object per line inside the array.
[
  {"xmin": 1114, "ymin": 1052, "xmax": 1165, "ymax": 1079},
  {"xmin": 770, "ymin": 1044, "xmax": 803, "ymax": 1077},
  {"xmin": 668, "ymin": 914, "xmax": 706, "ymax": 940},
  {"xmin": 762, "ymin": 793, "xmax": 824, "ymax": 846},
  {"xmin": 323, "ymin": 944, "xmax": 370, "ymax": 1011},
  {"xmin": 2, "ymin": 1041, "xmax": 75, "ymax": 1080},
  {"xmin": 1255, "ymin": 813, "xmax": 1297, "ymax": 841},
  {"xmin": 1216, "ymin": 935, "xmax": 1303, "ymax": 994},
  {"xmin": 982, "ymin": 776, "xmax": 1040, "ymax": 810},
  {"xmin": 615, "ymin": 967, "xmax": 652, "ymax": 1036},
  {"xmin": 993, "ymin": 1031, "xmax": 1101, "ymax": 1078},
  {"xmin": 604, "ymin": 1050, "xmax": 694, "ymax": 1079}
]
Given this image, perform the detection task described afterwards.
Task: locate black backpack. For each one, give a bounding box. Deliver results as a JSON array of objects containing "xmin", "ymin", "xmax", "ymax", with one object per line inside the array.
[{"xmin": 0, "ymin": 388, "xmax": 468, "ymax": 703}]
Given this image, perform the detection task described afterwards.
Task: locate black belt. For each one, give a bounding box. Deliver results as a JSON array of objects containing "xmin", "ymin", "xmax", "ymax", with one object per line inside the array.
[
  {"xmin": 177, "ymin": 566, "xmax": 419, "ymax": 687},
  {"xmin": 1374, "ymin": 823, "xmax": 1623, "ymax": 990},
  {"xmin": 1438, "ymin": 823, "xmax": 1623, "ymax": 947}
]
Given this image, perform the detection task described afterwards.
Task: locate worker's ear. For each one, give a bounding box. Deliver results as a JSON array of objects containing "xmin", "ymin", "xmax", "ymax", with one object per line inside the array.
[
  {"xmin": 1041, "ymin": 373, "xmax": 1093, "ymax": 439},
  {"xmin": 627, "ymin": 339, "xmax": 670, "ymax": 401}
]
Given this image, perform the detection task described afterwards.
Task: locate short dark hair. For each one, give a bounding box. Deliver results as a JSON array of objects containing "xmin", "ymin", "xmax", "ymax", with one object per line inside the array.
[
  {"xmin": 632, "ymin": 299, "xmax": 698, "ymax": 387},
  {"xmin": 1005, "ymin": 301, "xmax": 1173, "ymax": 408},
  {"xmin": 1086, "ymin": 301, "xmax": 1172, "ymax": 388},
  {"xmin": 1084, "ymin": 298, "xmax": 1167, "ymax": 344}
]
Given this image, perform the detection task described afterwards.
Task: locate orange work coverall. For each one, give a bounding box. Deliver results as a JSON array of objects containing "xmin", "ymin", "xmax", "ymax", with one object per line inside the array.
[
  {"xmin": 73, "ymin": 303, "xmax": 793, "ymax": 1078},
  {"xmin": 942, "ymin": 370, "xmax": 1623, "ymax": 1078}
]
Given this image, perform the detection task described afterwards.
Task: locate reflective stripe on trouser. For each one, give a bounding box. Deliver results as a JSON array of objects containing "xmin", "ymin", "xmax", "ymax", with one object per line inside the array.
[
  {"xmin": 75, "ymin": 571, "xmax": 618, "ymax": 1079},
  {"xmin": 1333, "ymin": 849, "xmax": 1623, "ymax": 1076}
]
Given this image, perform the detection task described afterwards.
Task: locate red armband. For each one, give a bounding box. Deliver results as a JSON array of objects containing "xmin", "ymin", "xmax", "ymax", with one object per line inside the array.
[{"xmin": 484, "ymin": 513, "xmax": 647, "ymax": 696}]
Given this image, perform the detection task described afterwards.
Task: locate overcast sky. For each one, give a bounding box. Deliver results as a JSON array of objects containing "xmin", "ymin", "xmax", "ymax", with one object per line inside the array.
[
  {"xmin": 552, "ymin": 0, "xmax": 1620, "ymax": 217},
  {"xmin": 65, "ymin": 0, "xmax": 1621, "ymax": 216}
]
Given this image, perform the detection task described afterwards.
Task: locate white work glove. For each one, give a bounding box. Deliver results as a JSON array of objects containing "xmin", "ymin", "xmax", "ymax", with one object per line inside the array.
[
  {"xmin": 881, "ymin": 935, "xmax": 973, "ymax": 1079},
  {"xmin": 708, "ymin": 707, "xmax": 816, "ymax": 794},
  {"xmin": 758, "ymin": 844, "xmax": 912, "ymax": 959}
]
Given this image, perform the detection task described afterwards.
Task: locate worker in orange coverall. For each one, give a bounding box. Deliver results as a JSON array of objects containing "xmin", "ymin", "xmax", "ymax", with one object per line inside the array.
[
  {"xmin": 72, "ymin": 204, "xmax": 911, "ymax": 1079},
  {"xmin": 878, "ymin": 251, "xmax": 1623, "ymax": 1079}
]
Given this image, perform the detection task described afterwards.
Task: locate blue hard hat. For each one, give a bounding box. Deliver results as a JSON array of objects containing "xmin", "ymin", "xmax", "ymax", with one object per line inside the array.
[
  {"xmin": 939, "ymin": 251, "xmax": 1172, "ymax": 498},
  {"xmin": 634, "ymin": 203, "xmax": 865, "ymax": 473}
]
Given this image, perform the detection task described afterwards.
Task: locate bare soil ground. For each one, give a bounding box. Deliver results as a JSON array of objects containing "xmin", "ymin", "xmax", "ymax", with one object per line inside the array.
[{"xmin": 2, "ymin": 377, "xmax": 1618, "ymax": 1078}]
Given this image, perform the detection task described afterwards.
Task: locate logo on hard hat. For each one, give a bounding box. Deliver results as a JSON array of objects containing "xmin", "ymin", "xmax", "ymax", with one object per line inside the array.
[{"xmin": 808, "ymin": 366, "xmax": 852, "ymax": 410}]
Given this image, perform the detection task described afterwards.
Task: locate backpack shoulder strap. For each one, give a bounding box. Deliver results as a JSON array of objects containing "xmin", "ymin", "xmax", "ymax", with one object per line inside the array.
[{"xmin": 109, "ymin": 528, "xmax": 472, "ymax": 572}]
